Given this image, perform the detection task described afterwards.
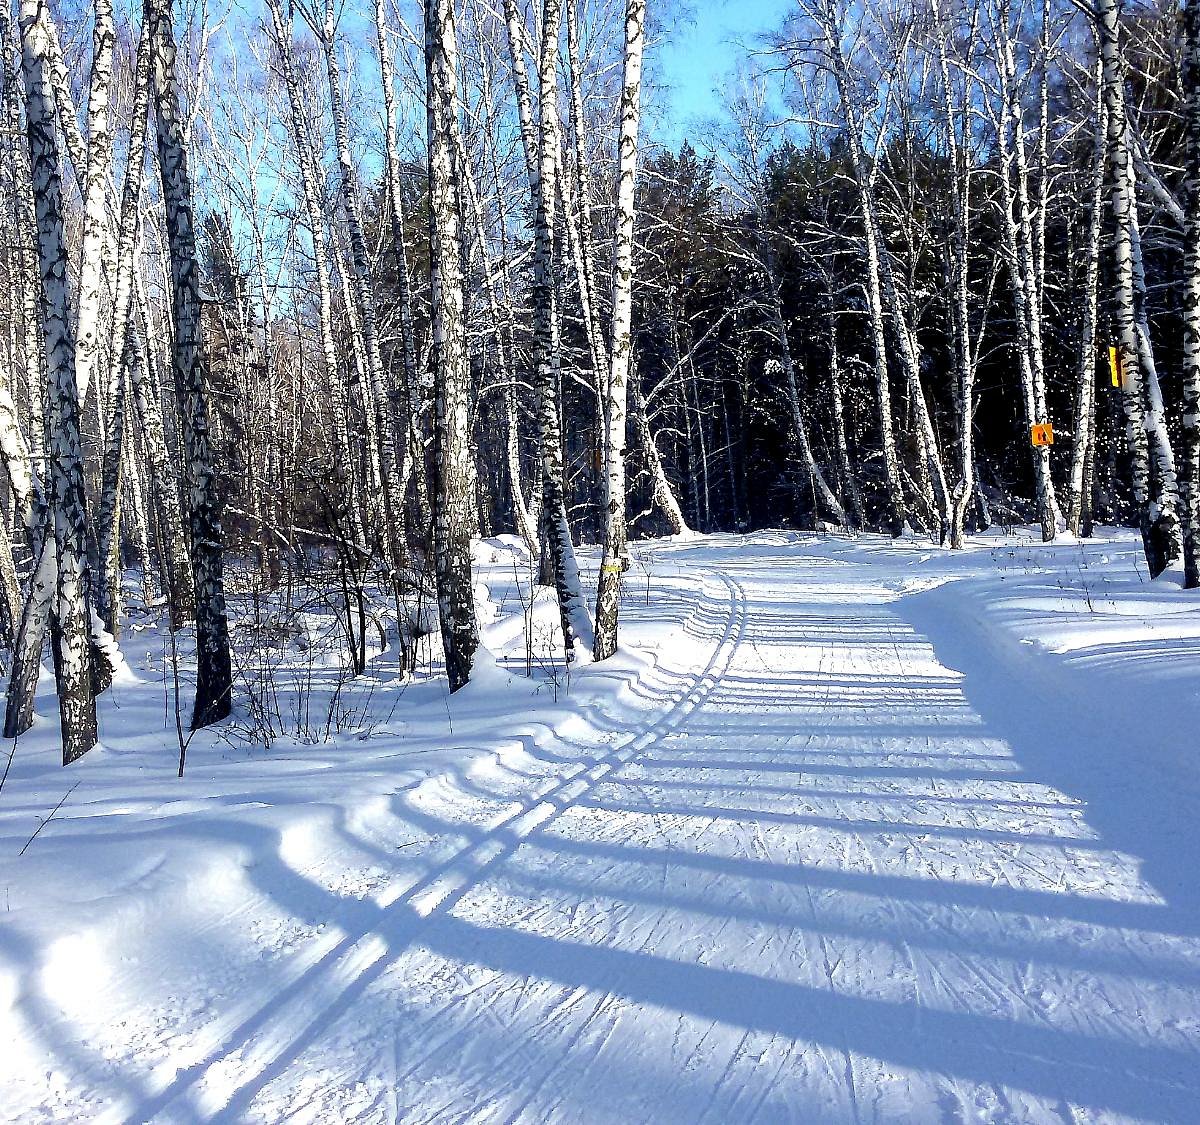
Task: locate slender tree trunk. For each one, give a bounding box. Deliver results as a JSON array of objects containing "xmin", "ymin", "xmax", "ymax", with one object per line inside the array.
[
  {"xmin": 16, "ymin": 0, "xmax": 97, "ymax": 762},
  {"xmin": 1068, "ymin": 78, "xmax": 1107, "ymax": 538},
  {"xmin": 450, "ymin": 122, "xmax": 539, "ymax": 552},
  {"xmin": 1, "ymin": 3, "xmax": 44, "ymax": 486},
  {"xmin": 95, "ymin": 336, "xmax": 127, "ymax": 636},
  {"xmin": 72, "ymin": 0, "xmax": 115, "ymax": 408},
  {"xmin": 146, "ymin": 0, "xmax": 233, "ymax": 727},
  {"xmin": 995, "ymin": 10, "xmax": 1059, "ymax": 540},
  {"xmin": 128, "ymin": 284, "xmax": 193, "ymax": 622},
  {"xmin": 426, "ymin": 0, "xmax": 478, "ymax": 690},
  {"xmin": 1096, "ymin": 0, "xmax": 1182, "ymax": 576},
  {"xmin": 315, "ymin": 0, "xmax": 408, "ymax": 571},
  {"xmin": 760, "ymin": 243, "xmax": 846, "ymax": 528},
  {"xmin": 932, "ymin": 0, "xmax": 977, "ymax": 549},
  {"xmin": 1181, "ymin": 0, "xmax": 1200, "ymax": 586},
  {"xmin": 532, "ymin": 0, "xmax": 591, "ymax": 658},
  {"xmin": 265, "ymin": 0, "xmax": 367, "ymax": 553},
  {"xmin": 565, "ymin": 0, "xmax": 608, "ymax": 383},
  {"xmin": 819, "ymin": 0, "xmax": 945, "ymax": 536},
  {"xmin": 373, "ymin": 0, "xmax": 432, "ymax": 543},
  {"xmin": 825, "ymin": 304, "xmax": 864, "ymax": 529},
  {"xmin": 0, "ymin": 4, "xmax": 39, "ymax": 537},
  {"xmin": 96, "ymin": 28, "xmax": 151, "ymax": 634},
  {"xmin": 817, "ymin": 0, "xmax": 904, "ymax": 535},
  {"xmin": 630, "ymin": 375, "xmax": 687, "ymax": 535},
  {"xmin": 594, "ymin": 0, "xmax": 644, "ymax": 661}
]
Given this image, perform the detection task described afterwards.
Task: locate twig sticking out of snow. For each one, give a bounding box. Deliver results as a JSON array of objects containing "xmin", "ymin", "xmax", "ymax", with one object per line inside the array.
[{"xmin": 18, "ymin": 781, "xmax": 81, "ymax": 856}]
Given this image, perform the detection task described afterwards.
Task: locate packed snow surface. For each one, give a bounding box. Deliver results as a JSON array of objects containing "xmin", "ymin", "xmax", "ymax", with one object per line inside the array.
[{"xmin": 3, "ymin": 530, "xmax": 1200, "ymax": 1123}]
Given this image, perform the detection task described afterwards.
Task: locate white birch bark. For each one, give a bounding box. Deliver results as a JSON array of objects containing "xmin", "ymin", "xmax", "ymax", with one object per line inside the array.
[
  {"xmin": 1181, "ymin": 0, "xmax": 1200, "ymax": 586},
  {"xmin": 265, "ymin": 0, "xmax": 367, "ymax": 552},
  {"xmin": 993, "ymin": 3, "xmax": 1060, "ymax": 540},
  {"xmin": 126, "ymin": 293, "xmax": 192, "ymax": 621},
  {"xmin": 96, "ymin": 27, "xmax": 152, "ymax": 635},
  {"xmin": 1096, "ymin": 0, "xmax": 1182, "ymax": 575},
  {"xmin": 145, "ymin": 0, "xmax": 233, "ymax": 727},
  {"xmin": 372, "ymin": 0, "xmax": 432, "ymax": 540},
  {"xmin": 311, "ymin": 0, "xmax": 408, "ymax": 569},
  {"xmin": 810, "ymin": 0, "xmax": 906, "ymax": 535},
  {"xmin": 630, "ymin": 375, "xmax": 687, "ymax": 536},
  {"xmin": 14, "ymin": 0, "xmax": 97, "ymax": 763},
  {"xmin": 825, "ymin": 309, "xmax": 863, "ymax": 529},
  {"xmin": 1067, "ymin": 75, "xmax": 1107, "ymax": 538},
  {"xmin": 532, "ymin": 0, "xmax": 592, "ymax": 658},
  {"xmin": 425, "ymin": 0, "xmax": 478, "ymax": 690},
  {"xmin": 565, "ymin": 0, "xmax": 608, "ymax": 385},
  {"xmin": 593, "ymin": 0, "xmax": 644, "ymax": 661},
  {"xmin": 450, "ymin": 117, "xmax": 539, "ymax": 552},
  {"xmin": 760, "ymin": 242, "xmax": 846, "ymax": 528},
  {"xmin": 931, "ymin": 0, "xmax": 978, "ymax": 549},
  {"xmin": 72, "ymin": 0, "xmax": 116, "ymax": 407},
  {"xmin": 0, "ymin": 3, "xmax": 41, "ymax": 531}
]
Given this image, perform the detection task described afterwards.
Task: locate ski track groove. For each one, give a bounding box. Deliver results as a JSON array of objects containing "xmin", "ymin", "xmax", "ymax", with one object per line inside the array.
[
  {"xmin": 16, "ymin": 536, "xmax": 1200, "ymax": 1123},
  {"xmin": 129, "ymin": 572, "xmax": 749, "ymax": 1122}
]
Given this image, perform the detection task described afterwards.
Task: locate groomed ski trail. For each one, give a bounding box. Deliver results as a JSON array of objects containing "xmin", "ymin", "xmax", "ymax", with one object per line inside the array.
[{"xmin": 4, "ymin": 532, "xmax": 1200, "ymax": 1124}]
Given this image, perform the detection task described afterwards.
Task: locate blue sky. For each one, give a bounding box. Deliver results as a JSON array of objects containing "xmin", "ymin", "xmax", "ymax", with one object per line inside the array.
[{"xmin": 650, "ymin": 0, "xmax": 793, "ymax": 143}]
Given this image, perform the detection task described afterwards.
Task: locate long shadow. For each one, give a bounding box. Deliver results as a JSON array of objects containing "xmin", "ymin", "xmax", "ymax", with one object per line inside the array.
[
  {"xmin": 900, "ymin": 581, "xmax": 1200, "ymax": 925},
  {"xmin": 412, "ymin": 909, "xmax": 1199, "ymax": 1121},
  {"xmin": 570, "ymin": 795, "xmax": 1103, "ymax": 851}
]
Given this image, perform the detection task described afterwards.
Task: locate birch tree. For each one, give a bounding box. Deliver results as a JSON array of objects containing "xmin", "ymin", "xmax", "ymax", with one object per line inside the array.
[
  {"xmin": 594, "ymin": 0, "xmax": 644, "ymax": 661},
  {"xmin": 1066, "ymin": 70, "xmax": 1107, "ymax": 539},
  {"xmin": 1181, "ymin": 0, "xmax": 1200, "ymax": 586},
  {"xmin": 145, "ymin": 0, "xmax": 234, "ymax": 727},
  {"xmin": 304, "ymin": 0, "xmax": 410, "ymax": 569},
  {"xmin": 96, "ymin": 26, "xmax": 153, "ymax": 635},
  {"xmin": 15, "ymin": 0, "xmax": 97, "ymax": 763},
  {"xmin": 72, "ymin": 0, "xmax": 116, "ymax": 408},
  {"xmin": 531, "ymin": 0, "xmax": 592, "ymax": 658},
  {"xmin": 426, "ymin": 0, "xmax": 478, "ymax": 690},
  {"xmin": 1094, "ymin": 0, "xmax": 1181, "ymax": 576}
]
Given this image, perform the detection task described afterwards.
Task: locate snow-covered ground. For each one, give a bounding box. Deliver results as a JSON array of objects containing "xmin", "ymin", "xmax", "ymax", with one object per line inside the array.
[{"xmin": 2, "ymin": 529, "xmax": 1200, "ymax": 1123}]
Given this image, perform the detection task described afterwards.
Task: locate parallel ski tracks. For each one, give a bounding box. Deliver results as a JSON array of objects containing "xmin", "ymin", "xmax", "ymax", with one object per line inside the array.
[{"xmin": 125, "ymin": 573, "xmax": 748, "ymax": 1123}]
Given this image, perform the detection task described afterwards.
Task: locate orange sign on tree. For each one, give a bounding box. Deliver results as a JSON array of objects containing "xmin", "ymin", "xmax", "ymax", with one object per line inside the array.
[{"xmin": 1031, "ymin": 423, "xmax": 1054, "ymax": 447}]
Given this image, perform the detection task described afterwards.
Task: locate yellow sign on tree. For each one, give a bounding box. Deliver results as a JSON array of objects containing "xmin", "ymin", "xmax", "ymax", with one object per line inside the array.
[
  {"xmin": 1108, "ymin": 345, "xmax": 1125, "ymax": 389},
  {"xmin": 1031, "ymin": 423, "xmax": 1054, "ymax": 447}
]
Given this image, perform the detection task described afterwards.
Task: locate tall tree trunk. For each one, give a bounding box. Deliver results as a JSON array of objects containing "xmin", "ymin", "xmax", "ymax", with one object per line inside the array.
[
  {"xmin": 146, "ymin": 0, "xmax": 233, "ymax": 727},
  {"xmin": 630, "ymin": 376, "xmax": 687, "ymax": 535},
  {"xmin": 760, "ymin": 243, "xmax": 846, "ymax": 528},
  {"xmin": 1181, "ymin": 0, "xmax": 1200, "ymax": 586},
  {"xmin": 932, "ymin": 0, "xmax": 977, "ymax": 549},
  {"xmin": 449, "ymin": 120, "xmax": 538, "ymax": 552},
  {"xmin": 825, "ymin": 307, "xmax": 864, "ymax": 529},
  {"xmin": 1068, "ymin": 77, "xmax": 1107, "ymax": 538},
  {"xmin": 128, "ymin": 283, "xmax": 193, "ymax": 623},
  {"xmin": 96, "ymin": 27, "xmax": 152, "ymax": 635},
  {"xmin": 16, "ymin": 0, "xmax": 97, "ymax": 762},
  {"xmin": 532, "ymin": 0, "xmax": 591, "ymax": 659},
  {"xmin": 373, "ymin": 0, "xmax": 432, "ymax": 543},
  {"xmin": 265, "ymin": 0, "xmax": 367, "ymax": 553},
  {"xmin": 314, "ymin": 0, "xmax": 409, "ymax": 570},
  {"xmin": 818, "ymin": 0, "xmax": 905, "ymax": 535},
  {"xmin": 0, "ymin": 3, "xmax": 40, "ymax": 535},
  {"xmin": 995, "ymin": 8, "xmax": 1059, "ymax": 541},
  {"xmin": 1096, "ymin": 0, "xmax": 1182, "ymax": 576},
  {"xmin": 72, "ymin": 0, "xmax": 115, "ymax": 408},
  {"xmin": 594, "ymin": 0, "xmax": 644, "ymax": 661},
  {"xmin": 425, "ymin": 0, "xmax": 478, "ymax": 691}
]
